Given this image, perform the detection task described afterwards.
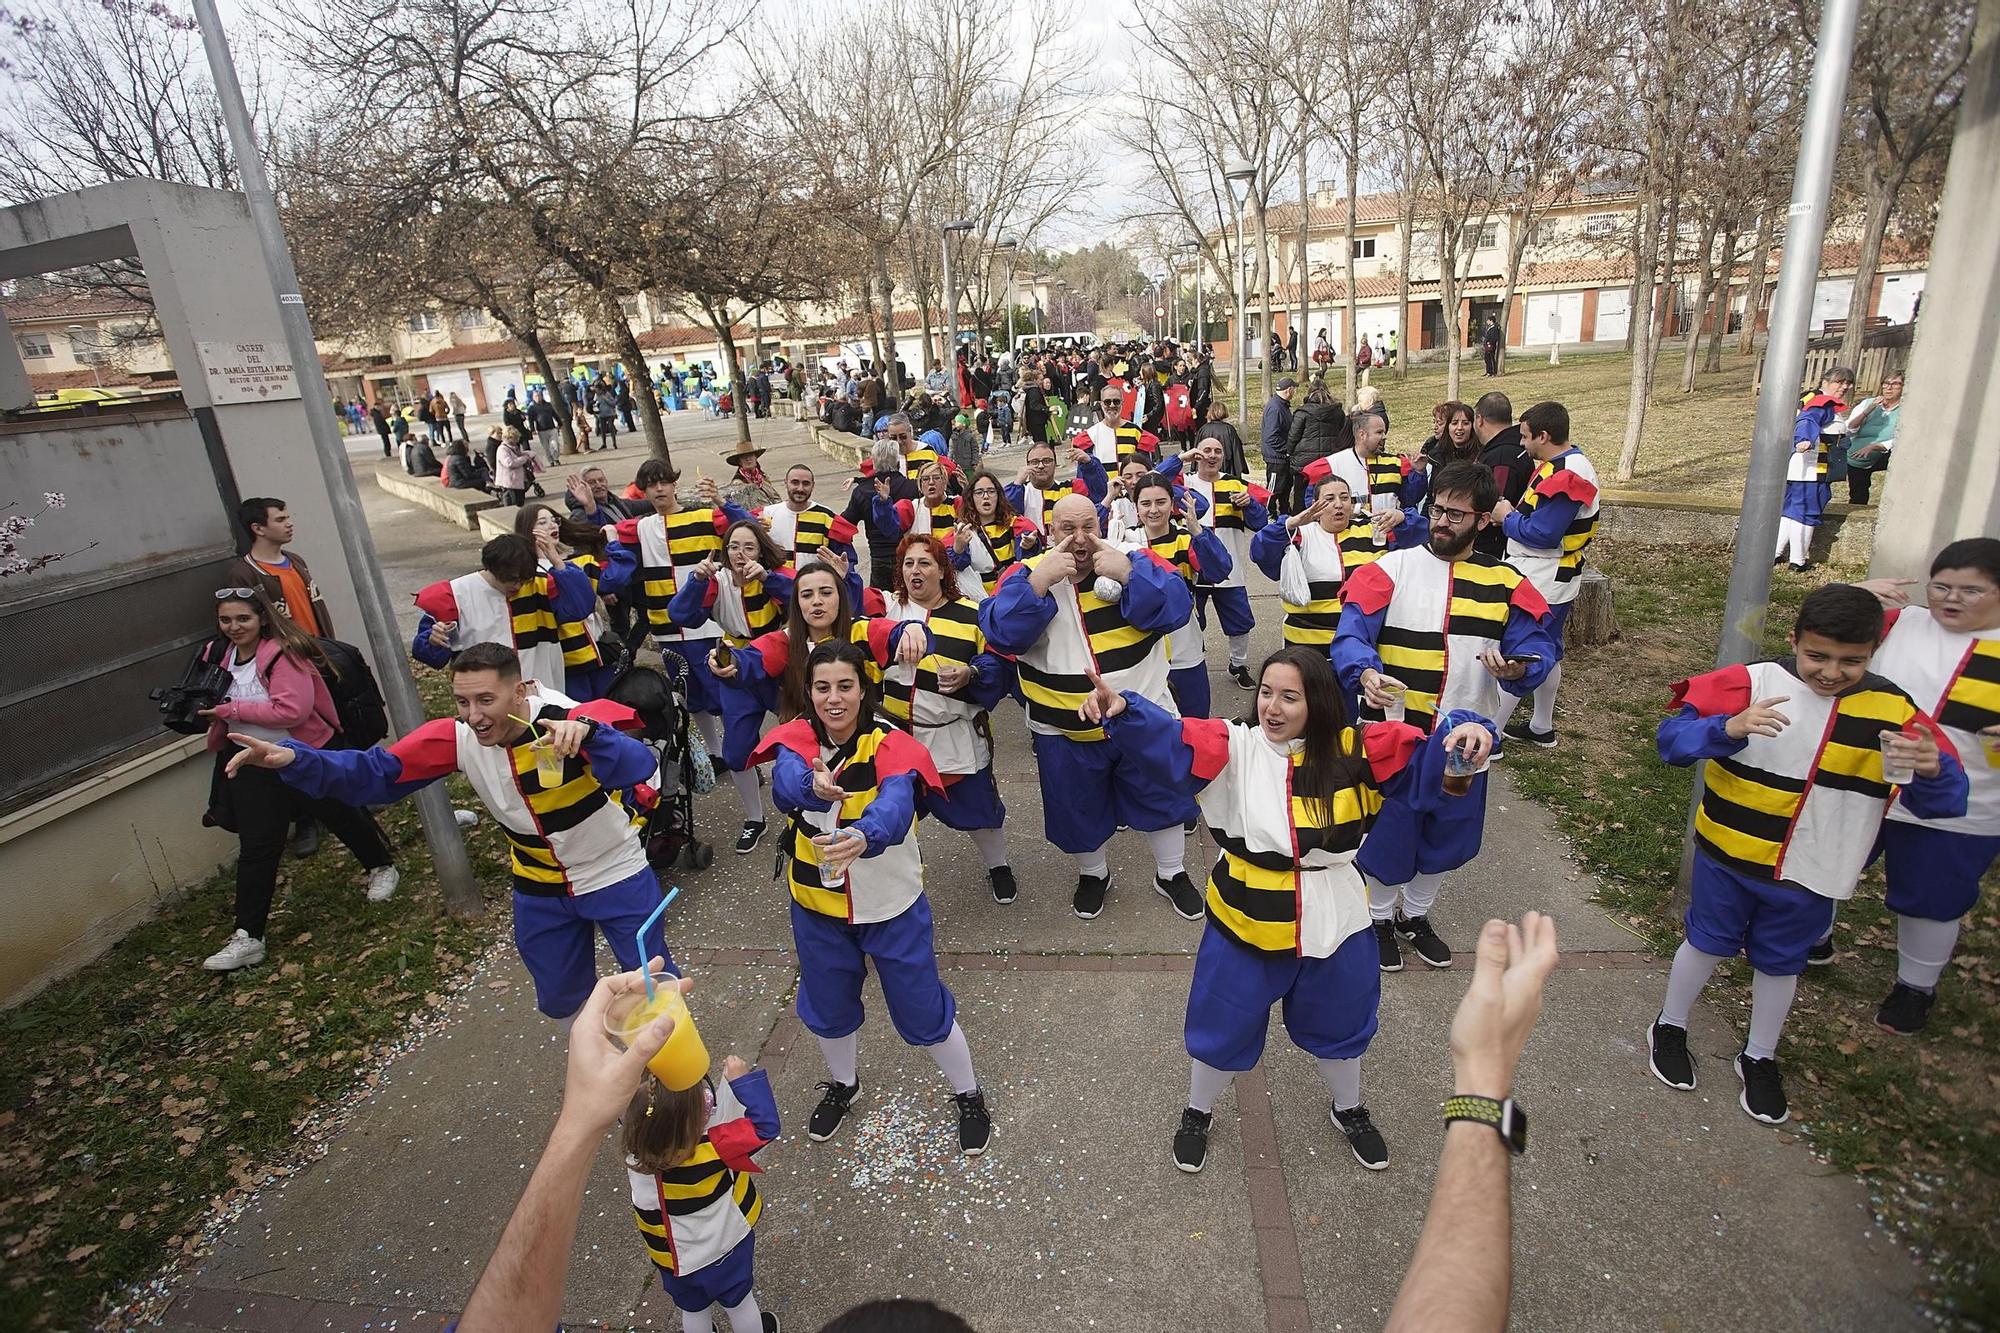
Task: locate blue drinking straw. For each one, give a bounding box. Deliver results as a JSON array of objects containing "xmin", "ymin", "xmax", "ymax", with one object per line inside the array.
[{"xmin": 637, "ymin": 885, "xmax": 681, "ymax": 1002}]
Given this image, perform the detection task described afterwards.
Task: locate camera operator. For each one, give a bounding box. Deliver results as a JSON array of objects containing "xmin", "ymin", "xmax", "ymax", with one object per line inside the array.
[{"xmin": 196, "ymin": 588, "xmax": 399, "ymax": 973}]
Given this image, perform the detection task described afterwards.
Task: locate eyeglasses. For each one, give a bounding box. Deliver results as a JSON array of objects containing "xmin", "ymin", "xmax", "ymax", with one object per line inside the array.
[
  {"xmin": 215, "ymin": 586, "xmax": 258, "ymax": 600},
  {"xmin": 1928, "ymin": 582, "xmax": 1996, "ymax": 605},
  {"xmin": 1426, "ymin": 504, "xmax": 1477, "ymax": 525},
  {"xmin": 1100, "ymin": 398, "xmax": 1122, "ymax": 407}
]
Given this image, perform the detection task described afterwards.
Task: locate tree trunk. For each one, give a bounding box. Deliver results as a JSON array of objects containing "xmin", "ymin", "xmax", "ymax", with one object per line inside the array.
[
  {"xmin": 1347, "ymin": 138, "xmax": 1363, "ymax": 398},
  {"xmin": 712, "ymin": 315, "xmax": 753, "ymax": 450},
  {"xmin": 520, "ymin": 329, "xmax": 578, "ymax": 453},
  {"xmin": 1837, "ymin": 161, "xmax": 1899, "ymax": 369},
  {"xmin": 1251, "ymin": 198, "xmax": 1272, "ymax": 385},
  {"xmin": 1615, "ymin": 196, "xmax": 1662, "ymax": 481},
  {"xmin": 1439, "ymin": 228, "xmax": 1463, "ymax": 404},
  {"xmin": 1569, "ymin": 568, "xmax": 1617, "ymax": 645},
  {"xmin": 1622, "ymin": 207, "xmax": 1645, "ymax": 352},
  {"xmin": 1392, "ymin": 170, "xmax": 1412, "ymax": 387},
  {"xmin": 1677, "ymin": 213, "xmax": 1719, "ymax": 394},
  {"xmin": 1496, "ymin": 207, "xmax": 1532, "ymax": 378},
  {"xmin": 875, "ymin": 246, "xmax": 905, "ymax": 398},
  {"xmin": 1296, "ymin": 142, "xmax": 1310, "ymax": 379},
  {"xmin": 1737, "ymin": 208, "xmax": 1773, "ymax": 355},
  {"xmin": 597, "ymin": 292, "xmax": 670, "ymax": 464},
  {"xmin": 863, "ymin": 252, "xmax": 887, "ymax": 378},
  {"xmin": 1704, "ymin": 225, "xmax": 1737, "ymax": 373}
]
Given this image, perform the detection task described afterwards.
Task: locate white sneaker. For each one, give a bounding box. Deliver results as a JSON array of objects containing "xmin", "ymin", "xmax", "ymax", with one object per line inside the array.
[
  {"xmin": 366, "ymin": 865, "xmax": 401, "ymax": 902},
  {"xmin": 453, "ymin": 808, "xmax": 479, "ymax": 828},
  {"xmin": 203, "ymin": 930, "xmax": 266, "ymax": 971}
]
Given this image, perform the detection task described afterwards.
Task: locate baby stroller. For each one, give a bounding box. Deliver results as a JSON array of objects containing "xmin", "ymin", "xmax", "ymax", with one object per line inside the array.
[{"xmin": 606, "ymin": 642, "xmax": 717, "ymax": 873}]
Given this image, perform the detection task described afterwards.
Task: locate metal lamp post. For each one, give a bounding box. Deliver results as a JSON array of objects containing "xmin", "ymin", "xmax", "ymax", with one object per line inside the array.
[
  {"xmin": 995, "ymin": 235, "xmax": 1020, "ymax": 356},
  {"xmin": 1224, "ymin": 159, "xmax": 1256, "ymax": 424},
  {"xmin": 942, "ymin": 220, "xmax": 974, "ymax": 398}
]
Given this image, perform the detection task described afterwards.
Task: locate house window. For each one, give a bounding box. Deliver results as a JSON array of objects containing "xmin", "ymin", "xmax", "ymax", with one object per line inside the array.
[
  {"xmin": 406, "ymin": 310, "xmax": 442, "ymax": 333},
  {"xmin": 454, "ymin": 309, "xmax": 490, "ymax": 329},
  {"xmin": 619, "ymin": 296, "xmax": 644, "ymax": 320},
  {"xmin": 1527, "ymin": 220, "xmax": 1560, "ymax": 248},
  {"xmin": 18, "ymin": 334, "xmax": 54, "ymax": 359},
  {"xmin": 1584, "ymin": 213, "xmax": 1619, "ymax": 238},
  {"xmin": 1351, "ymin": 237, "xmax": 1377, "ymax": 259},
  {"xmin": 1459, "ymin": 222, "xmax": 1497, "ymax": 251}
]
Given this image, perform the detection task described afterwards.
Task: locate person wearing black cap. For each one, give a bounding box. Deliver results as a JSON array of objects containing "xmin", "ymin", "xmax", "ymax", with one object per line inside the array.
[{"xmin": 1261, "ymin": 376, "xmax": 1299, "ymax": 517}]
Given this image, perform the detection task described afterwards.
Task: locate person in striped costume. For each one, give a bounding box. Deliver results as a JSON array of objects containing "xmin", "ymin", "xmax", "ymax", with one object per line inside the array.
[
  {"xmin": 1774, "ymin": 367, "xmax": 1853, "ymax": 572},
  {"xmin": 1099, "ymin": 456, "xmax": 1153, "ymax": 543},
  {"xmin": 1249, "ymin": 474, "xmax": 1412, "ymax": 668},
  {"xmin": 871, "ymin": 462, "xmax": 962, "ymax": 547},
  {"xmin": 1005, "ymin": 438, "xmax": 1107, "ymax": 535},
  {"xmin": 950, "ymin": 470, "xmax": 1042, "ymax": 601},
  {"xmin": 1842, "ymin": 540, "xmax": 2000, "ymax": 1033},
  {"xmin": 514, "ymin": 503, "xmax": 637, "ymax": 701},
  {"xmin": 1156, "ymin": 435, "xmax": 1271, "ymax": 690},
  {"xmin": 752, "ymin": 640, "xmax": 993, "ymax": 1154},
  {"xmin": 624, "ymin": 1048, "xmax": 781, "ymax": 1333},
  {"xmin": 1647, "ymin": 584, "xmax": 1965, "ymax": 1125},
  {"xmin": 668, "ymin": 521, "xmax": 796, "ymax": 854},
  {"xmin": 1489, "ymin": 401, "xmax": 1601, "ymax": 749},
  {"xmin": 980, "ymin": 493, "xmax": 1204, "ymax": 921},
  {"xmin": 1333, "ymin": 462, "xmax": 1559, "ymax": 972},
  {"xmin": 1087, "ymin": 647, "xmax": 1493, "ymax": 1173},
  {"xmin": 1115, "ymin": 472, "xmax": 1230, "ymax": 720},
  {"xmin": 411, "ymin": 533, "xmax": 598, "ymax": 699},
  {"xmin": 874, "ymin": 533, "xmax": 1019, "ymax": 902},
  {"xmin": 222, "ymin": 643, "xmax": 674, "ymax": 1020},
  {"xmin": 1300, "ymin": 409, "xmax": 1428, "ymax": 547},
  {"xmin": 617, "ymin": 458, "xmax": 755, "ymax": 777},
  {"xmin": 755, "ymin": 463, "xmax": 853, "ymax": 570}
]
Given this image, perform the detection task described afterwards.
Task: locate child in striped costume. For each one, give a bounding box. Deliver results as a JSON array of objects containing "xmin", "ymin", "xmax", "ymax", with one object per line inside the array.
[
  {"xmin": 1647, "ymin": 584, "xmax": 1965, "ymax": 1125},
  {"xmin": 1773, "ymin": 368, "xmax": 1852, "ymax": 571}
]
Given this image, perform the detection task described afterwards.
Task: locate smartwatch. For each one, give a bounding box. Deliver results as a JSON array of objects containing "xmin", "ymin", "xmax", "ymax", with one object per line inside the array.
[{"xmin": 1442, "ymin": 1094, "xmax": 1528, "ymax": 1154}]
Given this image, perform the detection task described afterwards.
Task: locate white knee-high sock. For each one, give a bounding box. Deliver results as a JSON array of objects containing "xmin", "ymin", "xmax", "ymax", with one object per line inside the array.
[
  {"xmin": 818, "ymin": 1031, "xmax": 858, "ymax": 1086},
  {"xmin": 1403, "ymin": 871, "xmax": 1443, "ymax": 917},
  {"xmin": 1075, "ymin": 847, "xmax": 1110, "ymax": 880},
  {"xmin": 923, "ymin": 1022, "xmax": 978, "ymax": 1093},
  {"xmin": 681, "ymin": 1308, "xmax": 715, "ymax": 1333},
  {"xmin": 1226, "ymin": 633, "xmax": 1250, "ymax": 668},
  {"xmin": 1188, "ymin": 1058, "xmax": 1235, "ymax": 1113},
  {"xmin": 968, "ymin": 825, "xmax": 1008, "ymax": 870},
  {"xmin": 729, "ymin": 767, "xmax": 763, "ymax": 823},
  {"xmin": 694, "ymin": 711, "xmax": 724, "ymax": 757},
  {"xmin": 1659, "ymin": 942, "xmax": 1727, "ymax": 1029},
  {"xmin": 1897, "ymin": 915, "xmax": 1963, "ymax": 991},
  {"xmin": 1492, "ymin": 691, "xmax": 1523, "ymax": 734},
  {"xmin": 1365, "ymin": 873, "xmax": 1401, "ymax": 922},
  {"xmin": 1319, "ymin": 1056, "xmax": 1362, "ymax": 1111},
  {"xmin": 721, "ymin": 1293, "xmax": 763, "ymax": 1333},
  {"xmin": 1147, "ymin": 826, "xmax": 1186, "ymax": 879},
  {"xmin": 1745, "ymin": 969, "xmax": 1799, "ymax": 1060},
  {"xmin": 1529, "ymin": 662, "xmax": 1563, "ymax": 733}
]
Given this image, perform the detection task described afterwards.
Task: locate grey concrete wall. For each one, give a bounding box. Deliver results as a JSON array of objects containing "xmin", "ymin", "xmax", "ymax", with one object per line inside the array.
[{"xmin": 1596, "ymin": 490, "xmax": 1876, "ymax": 564}]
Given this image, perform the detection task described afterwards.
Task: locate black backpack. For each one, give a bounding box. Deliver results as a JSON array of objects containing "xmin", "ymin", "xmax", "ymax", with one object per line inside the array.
[{"xmin": 314, "ymin": 636, "xmax": 389, "ymax": 749}]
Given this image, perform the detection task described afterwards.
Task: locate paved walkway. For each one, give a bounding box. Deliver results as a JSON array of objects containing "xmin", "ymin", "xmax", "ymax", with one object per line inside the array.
[{"xmin": 156, "ymin": 412, "xmax": 1925, "ymax": 1331}]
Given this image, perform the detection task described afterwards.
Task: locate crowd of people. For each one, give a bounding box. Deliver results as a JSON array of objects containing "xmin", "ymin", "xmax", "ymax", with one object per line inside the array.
[{"xmin": 191, "ymin": 346, "xmax": 1981, "ymax": 1331}]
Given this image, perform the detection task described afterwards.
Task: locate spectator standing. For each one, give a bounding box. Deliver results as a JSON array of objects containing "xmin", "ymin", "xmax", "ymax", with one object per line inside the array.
[
  {"xmin": 449, "ymin": 390, "xmax": 469, "ymax": 444},
  {"xmin": 370, "ymin": 402, "xmax": 392, "ymax": 458},
  {"xmin": 1356, "ymin": 336, "xmax": 1374, "ymax": 386},
  {"xmin": 593, "ymin": 383, "xmax": 620, "ymax": 451},
  {"xmin": 1286, "ymin": 324, "xmax": 1300, "ymax": 374},
  {"xmin": 526, "ymin": 393, "xmax": 560, "ymax": 466},
  {"xmin": 429, "ymin": 390, "xmax": 451, "ymax": 445},
  {"xmin": 617, "ymin": 380, "xmax": 637, "ymax": 433},
  {"xmin": 1259, "ymin": 376, "xmax": 1298, "ymax": 510},
  {"xmin": 1841, "ymin": 370, "xmax": 1902, "ymax": 505},
  {"xmin": 1480, "ymin": 317, "xmax": 1503, "ymax": 377},
  {"xmin": 1470, "ymin": 392, "xmax": 1528, "ymax": 557},
  {"xmin": 227, "ymin": 497, "xmax": 333, "ymax": 638},
  {"xmin": 1284, "ymin": 376, "xmax": 1347, "ymax": 513},
  {"xmin": 571, "ymin": 397, "xmax": 594, "ymax": 454}
]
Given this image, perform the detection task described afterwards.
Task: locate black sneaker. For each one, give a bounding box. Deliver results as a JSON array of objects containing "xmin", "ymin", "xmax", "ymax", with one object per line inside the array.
[
  {"xmin": 1395, "ymin": 914, "xmax": 1452, "ymax": 968},
  {"xmin": 1733, "ymin": 1052, "xmax": 1789, "ymax": 1125},
  {"xmin": 761, "ymin": 1313, "xmax": 780, "ymax": 1333},
  {"xmin": 1184, "ymin": 817, "xmax": 1199, "ymax": 834},
  {"xmin": 735, "ymin": 821, "xmax": 767, "ymax": 855},
  {"xmin": 953, "ymin": 1088, "xmax": 993, "ymax": 1155},
  {"xmin": 1156, "ymin": 872, "xmax": 1204, "ymax": 921},
  {"xmin": 1502, "ymin": 718, "xmax": 1557, "ymax": 749},
  {"xmin": 1331, "ymin": 1104, "xmax": 1389, "ymax": 1170},
  {"xmin": 1648, "ymin": 1019, "xmax": 1697, "ymax": 1090},
  {"xmin": 1230, "ymin": 664, "xmax": 1255, "ymax": 690},
  {"xmin": 289, "ymin": 821, "xmax": 321, "ymax": 860},
  {"xmin": 1374, "ymin": 920, "xmax": 1403, "ymax": 973},
  {"xmin": 1875, "ymin": 982, "xmax": 1935, "ymax": 1036},
  {"xmin": 1173, "ymin": 1106, "xmax": 1213, "ymax": 1173},
  {"xmin": 1073, "ymin": 873, "xmax": 1111, "ymax": 919},
  {"xmin": 807, "ymin": 1080, "xmax": 862, "ymax": 1142},
  {"xmin": 988, "ymin": 865, "xmax": 1018, "ymax": 905},
  {"xmin": 1806, "ymin": 937, "xmax": 1835, "ymax": 967}
]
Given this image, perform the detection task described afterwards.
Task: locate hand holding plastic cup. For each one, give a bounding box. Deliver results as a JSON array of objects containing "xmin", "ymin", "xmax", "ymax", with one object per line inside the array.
[
  {"xmin": 815, "ymin": 826, "xmax": 862, "ymax": 889},
  {"xmin": 1879, "ymin": 730, "xmax": 1917, "ymax": 785},
  {"xmin": 1380, "ymin": 681, "xmax": 1408, "ymax": 725},
  {"xmin": 531, "ymin": 736, "xmax": 565, "ymax": 785},
  {"xmin": 1443, "ymin": 741, "xmax": 1481, "ymax": 797},
  {"xmin": 604, "ymin": 976, "xmax": 711, "ymax": 1091}
]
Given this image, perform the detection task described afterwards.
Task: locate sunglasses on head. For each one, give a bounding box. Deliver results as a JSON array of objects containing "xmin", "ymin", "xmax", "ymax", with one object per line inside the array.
[{"xmin": 215, "ymin": 586, "xmax": 259, "ymax": 600}]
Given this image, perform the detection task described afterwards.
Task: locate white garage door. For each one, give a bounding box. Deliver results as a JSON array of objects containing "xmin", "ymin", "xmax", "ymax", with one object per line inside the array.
[
  {"xmin": 1355, "ymin": 305, "xmax": 1398, "ymax": 347},
  {"xmin": 1811, "ymin": 278, "xmax": 1855, "ymax": 333},
  {"xmin": 479, "ymin": 365, "xmax": 523, "ymax": 412},
  {"xmin": 1594, "ymin": 288, "xmax": 1630, "ymax": 343},
  {"xmin": 425, "ymin": 369, "xmax": 474, "ymax": 407},
  {"xmin": 1877, "ymin": 272, "xmax": 1926, "ymax": 325},
  {"xmin": 1524, "ymin": 292, "xmax": 1585, "ymax": 345}
]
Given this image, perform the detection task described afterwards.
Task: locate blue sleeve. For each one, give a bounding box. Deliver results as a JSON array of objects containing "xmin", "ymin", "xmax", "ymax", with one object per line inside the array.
[
  {"xmin": 410, "ymin": 612, "xmax": 451, "ymax": 668},
  {"xmin": 1392, "ymin": 508, "xmax": 1430, "ymax": 548},
  {"xmin": 276, "ymin": 740, "xmax": 443, "ymax": 805},
  {"xmin": 548, "ymin": 561, "xmax": 597, "ymax": 622},
  {"xmin": 770, "ymin": 747, "xmax": 833, "ymax": 813},
  {"xmin": 583, "ymin": 719, "xmax": 659, "ymax": 790},
  {"xmin": 1400, "ymin": 467, "xmax": 1428, "ymax": 510},
  {"xmin": 851, "ymin": 772, "xmax": 918, "ymax": 855},
  {"xmin": 1121, "ymin": 546, "xmax": 1195, "ymax": 633},
  {"xmin": 1249, "ymin": 522, "xmax": 1290, "ymax": 579},
  {"xmin": 667, "ymin": 571, "xmax": 713, "ymax": 629},
  {"xmin": 959, "ymin": 650, "xmax": 1011, "ymax": 711},
  {"xmin": 1332, "ymin": 601, "xmax": 1387, "ymax": 695},
  {"xmin": 1899, "ymin": 747, "xmax": 1969, "ymax": 820},
  {"xmin": 1103, "ymin": 692, "xmax": 1202, "ymax": 792},
  {"xmin": 719, "ymin": 501, "xmax": 755, "ymax": 528},
  {"xmin": 872, "ymin": 493, "xmax": 909, "ymax": 537},
  {"xmin": 1496, "ymin": 605, "xmax": 1561, "ymax": 695},
  {"xmin": 842, "ymin": 556, "xmax": 864, "ymax": 609},
  {"xmin": 731, "ymin": 642, "xmax": 772, "ymax": 688},
  {"xmin": 1502, "ymin": 493, "xmax": 1580, "ymax": 548},
  {"xmin": 1191, "ymin": 528, "xmax": 1233, "ymax": 582},
  {"xmin": 979, "ymin": 571, "xmax": 1058, "ymax": 656},
  {"xmin": 1656, "ymin": 706, "xmax": 1744, "ymax": 766},
  {"xmin": 726, "ymin": 1069, "xmax": 781, "ymax": 1144},
  {"xmin": 1074, "ymin": 453, "xmax": 1108, "ymax": 502},
  {"xmin": 949, "ymin": 542, "xmax": 974, "ymax": 570},
  {"xmin": 595, "ymin": 541, "xmax": 638, "ymax": 597},
  {"xmin": 1155, "ymin": 452, "xmax": 1185, "ymax": 481},
  {"xmin": 1791, "ymin": 405, "xmax": 1825, "ymax": 447},
  {"xmin": 1003, "ymin": 483, "xmax": 1028, "ymax": 514},
  {"xmin": 1241, "ymin": 493, "xmax": 1270, "ymax": 531},
  {"xmin": 764, "ymin": 569, "xmax": 794, "ymax": 609}
]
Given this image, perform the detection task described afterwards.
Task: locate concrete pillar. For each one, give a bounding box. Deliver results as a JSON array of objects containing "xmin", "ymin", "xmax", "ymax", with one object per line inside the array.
[
  {"xmin": 0, "ymin": 307, "xmax": 32, "ymax": 410},
  {"xmin": 1580, "ymin": 288, "xmax": 1600, "ymax": 342},
  {"xmin": 1869, "ymin": 0, "xmax": 2000, "ymax": 578}
]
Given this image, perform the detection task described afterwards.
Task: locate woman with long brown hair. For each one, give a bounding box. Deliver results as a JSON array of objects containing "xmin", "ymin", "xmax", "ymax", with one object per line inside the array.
[
  {"xmin": 1420, "ymin": 400, "xmax": 1480, "ymax": 467},
  {"xmin": 1081, "ymin": 645, "xmax": 1490, "ymax": 1175},
  {"xmin": 949, "ymin": 469, "xmax": 1040, "ymax": 601},
  {"xmin": 513, "ymin": 501, "xmax": 633, "ymax": 700}
]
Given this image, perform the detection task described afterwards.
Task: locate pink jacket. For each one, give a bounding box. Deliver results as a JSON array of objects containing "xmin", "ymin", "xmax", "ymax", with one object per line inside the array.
[{"xmin": 205, "ymin": 638, "xmax": 340, "ymax": 751}]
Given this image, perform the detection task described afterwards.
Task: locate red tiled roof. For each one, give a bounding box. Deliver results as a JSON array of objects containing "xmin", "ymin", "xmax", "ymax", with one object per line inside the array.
[
  {"xmin": 637, "ymin": 323, "xmax": 748, "ymax": 350},
  {"xmin": 1260, "ymin": 191, "xmax": 1406, "ymax": 232},
  {"xmin": 398, "ymin": 338, "xmax": 544, "ymax": 369},
  {"xmin": 2, "ymin": 292, "xmax": 154, "ymax": 323},
  {"xmin": 29, "ymin": 367, "xmax": 177, "ymax": 392}
]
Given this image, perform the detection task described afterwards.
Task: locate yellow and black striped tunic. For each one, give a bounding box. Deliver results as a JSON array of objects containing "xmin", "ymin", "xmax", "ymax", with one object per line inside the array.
[
  {"xmin": 784, "ymin": 726, "xmax": 922, "ymax": 920},
  {"xmin": 498, "ymin": 704, "xmax": 626, "ymax": 895},
  {"xmin": 1280, "ymin": 522, "xmax": 1382, "ymax": 647},
  {"xmin": 638, "ymin": 508, "xmax": 728, "ymax": 635},
  {"xmin": 1014, "ymin": 556, "xmax": 1169, "ymax": 742},
  {"xmin": 1208, "ymin": 746, "xmax": 1383, "ymax": 954},
  {"xmin": 631, "ymin": 1142, "xmax": 761, "ymax": 1275}
]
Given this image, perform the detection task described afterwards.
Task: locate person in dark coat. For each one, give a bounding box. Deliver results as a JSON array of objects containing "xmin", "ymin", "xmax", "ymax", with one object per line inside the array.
[
  {"xmin": 1471, "ymin": 390, "xmax": 1529, "ymax": 557},
  {"xmin": 1283, "ymin": 378, "xmax": 1347, "ymax": 513},
  {"xmin": 1480, "ymin": 317, "xmax": 1504, "ymax": 377},
  {"xmin": 841, "ymin": 439, "xmax": 922, "ymax": 589},
  {"xmin": 1259, "ymin": 376, "xmax": 1297, "ymax": 513},
  {"xmin": 1194, "ymin": 403, "xmax": 1249, "ymax": 478}
]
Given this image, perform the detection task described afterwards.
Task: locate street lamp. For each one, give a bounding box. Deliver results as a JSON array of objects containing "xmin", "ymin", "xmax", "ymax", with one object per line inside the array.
[
  {"xmin": 942, "ymin": 219, "xmax": 975, "ymax": 401},
  {"xmin": 66, "ymin": 324, "xmax": 104, "ymax": 389},
  {"xmin": 1223, "ymin": 158, "xmax": 1256, "ymax": 424},
  {"xmin": 995, "ymin": 235, "xmax": 1020, "ymax": 356}
]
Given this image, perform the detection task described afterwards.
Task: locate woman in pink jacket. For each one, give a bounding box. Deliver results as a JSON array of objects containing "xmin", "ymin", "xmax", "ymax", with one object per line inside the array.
[{"xmin": 201, "ymin": 589, "xmax": 398, "ymax": 971}]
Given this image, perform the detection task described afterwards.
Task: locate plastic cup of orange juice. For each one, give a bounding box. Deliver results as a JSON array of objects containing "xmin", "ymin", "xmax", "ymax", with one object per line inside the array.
[
  {"xmin": 604, "ymin": 978, "xmax": 711, "ymax": 1091},
  {"xmin": 531, "ymin": 736, "xmax": 564, "ymax": 786}
]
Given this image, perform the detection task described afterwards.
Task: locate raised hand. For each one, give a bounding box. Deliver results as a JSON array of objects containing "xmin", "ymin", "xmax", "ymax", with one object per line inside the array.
[
  {"xmin": 1726, "ymin": 695, "xmax": 1792, "ymax": 741},
  {"xmin": 1076, "ymin": 668, "xmax": 1128, "ymax": 725},
  {"xmin": 1448, "ymin": 913, "xmax": 1560, "ymax": 1098},
  {"xmin": 810, "ymin": 756, "xmax": 847, "ymax": 804},
  {"xmin": 224, "ymin": 733, "xmax": 296, "ymax": 777},
  {"xmin": 1090, "ymin": 538, "xmax": 1133, "ymax": 585}
]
